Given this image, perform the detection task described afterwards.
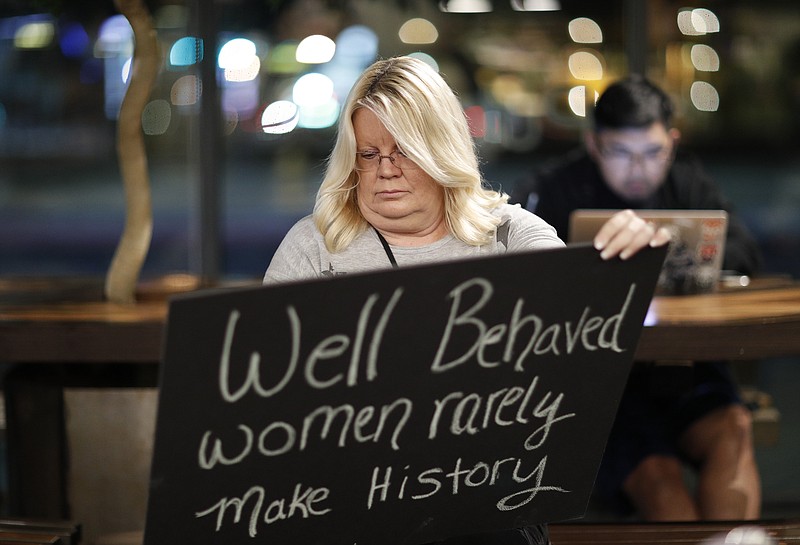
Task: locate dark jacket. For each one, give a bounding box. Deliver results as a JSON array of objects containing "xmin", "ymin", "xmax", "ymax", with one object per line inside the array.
[{"xmin": 511, "ymin": 148, "xmax": 762, "ymax": 276}]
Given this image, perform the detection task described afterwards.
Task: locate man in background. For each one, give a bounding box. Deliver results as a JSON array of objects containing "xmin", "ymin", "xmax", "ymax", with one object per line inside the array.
[{"xmin": 512, "ymin": 76, "xmax": 762, "ymax": 521}]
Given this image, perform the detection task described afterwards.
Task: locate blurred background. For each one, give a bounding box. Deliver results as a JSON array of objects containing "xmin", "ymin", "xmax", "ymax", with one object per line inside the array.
[
  {"xmin": 0, "ymin": 0, "xmax": 799, "ymax": 533},
  {"xmin": 1, "ymin": 0, "xmax": 798, "ymax": 282}
]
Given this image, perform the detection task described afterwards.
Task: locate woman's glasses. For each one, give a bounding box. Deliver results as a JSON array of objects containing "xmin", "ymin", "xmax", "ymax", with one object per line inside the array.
[{"xmin": 355, "ymin": 149, "xmax": 418, "ymax": 170}]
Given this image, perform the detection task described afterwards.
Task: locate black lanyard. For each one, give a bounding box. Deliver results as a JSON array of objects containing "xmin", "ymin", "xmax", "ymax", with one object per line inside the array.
[{"xmin": 373, "ymin": 227, "xmax": 398, "ymax": 268}]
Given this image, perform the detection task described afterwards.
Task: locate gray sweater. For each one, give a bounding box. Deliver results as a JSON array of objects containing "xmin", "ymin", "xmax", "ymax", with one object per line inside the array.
[{"xmin": 264, "ymin": 203, "xmax": 564, "ymax": 283}]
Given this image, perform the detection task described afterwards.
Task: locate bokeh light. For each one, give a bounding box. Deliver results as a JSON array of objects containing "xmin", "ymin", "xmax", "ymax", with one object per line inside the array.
[
  {"xmin": 298, "ymin": 97, "xmax": 340, "ymax": 129},
  {"xmin": 568, "ymin": 50, "xmax": 604, "ymax": 80},
  {"xmin": 59, "ymin": 22, "xmax": 90, "ymax": 58},
  {"xmin": 439, "ymin": 0, "xmax": 492, "ymax": 13},
  {"xmin": 678, "ymin": 8, "xmax": 720, "ymax": 36},
  {"xmin": 171, "ymin": 75, "xmax": 201, "ymax": 106},
  {"xmin": 14, "ymin": 19, "xmax": 54, "ymax": 49},
  {"xmin": 317, "ymin": 25, "xmax": 379, "ymax": 111},
  {"xmin": 677, "ymin": 10, "xmax": 700, "ymax": 36},
  {"xmin": 262, "ymin": 100, "xmax": 300, "ymax": 134},
  {"xmin": 218, "ymin": 37, "xmax": 261, "ymax": 88},
  {"xmin": 568, "ymin": 18, "xmax": 602, "ymax": 44},
  {"xmin": 692, "ymin": 8, "xmax": 720, "ymax": 33},
  {"xmin": 169, "ymin": 36, "xmax": 203, "ymax": 68},
  {"xmin": 97, "ymin": 15, "xmax": 133, "ymax": 119},
  {"xmin": 567, "ymin": 85, "xmax": 598, "ymax": 117},
  {"xmin": 225, "ymin": 55, "xmax": 261, "ymax": 83},
  {"xmin": 690, "ymin": 81, "xmax": 719, "ymax": 111},
  {"xmin": 510, "ymin": 0, "xmax": 561, "ymax": 10},
  {"xmin": 320, "ymin": 62, "xmax": 365, "ymax": 109},
  {"xmin": 691, "ymin": 44, "xmax": 720, "ymax": 72},
  {"xmin": 490, "ymin": 74, "xmax": 539, "ymax": 116},
  {"xmin": 267, "ymin": 41, "xmax": 303, "ymax": 74},
  {"xmin": 96, "ymin": 15, "xmax": 133, "ymax": 57},
  {"xmin": 292, "ymin": 73, "xmax": 335, "ymax": 108},
  {"xmin": 291, "ymin": 73, "xmax": 338, "ymax": 129},
  {"xmin": 408, "ymin": 52, "xmax": 440, "ymax": 72},
  {"xmin": 219, "ymin": 38, "xmax": 257, "ymax": 71},
  {"xmin": 399, "ymin": 18, "xmax": 438, "ymax": 44},
  {"xmin": 296, "ymin": 34, "xmax": 336, "ymax": 64},
  {"xmin": 142, "ymin": 99, "xmax": 172, "ymax": 135},
  {"xmin": 490, "ymin": 74, "xmax": 524, "ymax": 106},
  {"xmin": 122, "ymin": 57, "xmax": 132, "ymax": 83},
  {"xmin": 335, "ymin": 25, "xmax": 378, "ymax": 66}
]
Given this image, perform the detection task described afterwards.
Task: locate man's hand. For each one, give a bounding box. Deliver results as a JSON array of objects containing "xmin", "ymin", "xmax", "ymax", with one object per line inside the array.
[{"xmin": 593, "ymin": 209, "xmax": 672, "ymax": 260}]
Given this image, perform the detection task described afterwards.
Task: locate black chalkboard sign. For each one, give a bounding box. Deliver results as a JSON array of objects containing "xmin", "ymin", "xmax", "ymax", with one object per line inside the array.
[{"xmin": 144, "ymin": 244, "xmax": 665, "ymax": 545}]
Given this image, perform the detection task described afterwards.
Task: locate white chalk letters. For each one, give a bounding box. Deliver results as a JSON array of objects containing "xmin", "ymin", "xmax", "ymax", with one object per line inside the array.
[{"xmin": 194, "ymin": 277, "xmax": 639, "ymax": 536}]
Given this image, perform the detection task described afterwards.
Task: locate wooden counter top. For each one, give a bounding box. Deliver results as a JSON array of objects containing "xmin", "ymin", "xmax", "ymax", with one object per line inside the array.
[{"xmin": 2, "ymin": 276, "xmax": 799, "ymax": 364}]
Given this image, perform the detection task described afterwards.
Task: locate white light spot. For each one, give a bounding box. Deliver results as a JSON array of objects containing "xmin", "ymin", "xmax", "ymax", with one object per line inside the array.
[
  {"xmin": 296, "ymin": 34, "xmax": 336, "ymax": 64},
  {"xmin": 568, "ymin": 18, "xmax": 602, "ymax": 43},
  {"xmin": 262, "ymin": 100, "xmax": 300, "ymax": 134},
  {"xmin": 690, "ymin": 81, "xmax": 719, "ymax": 111},
  {"xmin": 568, "ymin": 50, "xmax": 604, "ymax": 80},
  {"xmin": 691, "ymin": 44, "xmax": 720, "ymax": 72}
]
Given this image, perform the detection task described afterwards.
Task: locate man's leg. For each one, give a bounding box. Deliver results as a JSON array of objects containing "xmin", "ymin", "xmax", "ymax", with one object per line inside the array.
[
  {"xmin": 679, "ymin": 404, "xmax": 761, "ymax": 519},
  {"xmin": 622, "ymin": 454, "xmax": 699, "ymax": 521}
]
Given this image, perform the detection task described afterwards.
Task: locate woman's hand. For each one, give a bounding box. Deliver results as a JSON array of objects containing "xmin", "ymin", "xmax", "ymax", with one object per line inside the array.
[{"xmin": 593, "ymin": 209, "xmax": 671, "ymax": 260}]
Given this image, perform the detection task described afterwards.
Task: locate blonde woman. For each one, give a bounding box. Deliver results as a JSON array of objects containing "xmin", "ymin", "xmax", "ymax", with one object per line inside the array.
[
  {"xmin": 265, "ymin": 56, "xmax": 666, "ymax": 283},
  {"xmin": 264, "ymin": 56, "xmax": 668, "ymax": 545}
]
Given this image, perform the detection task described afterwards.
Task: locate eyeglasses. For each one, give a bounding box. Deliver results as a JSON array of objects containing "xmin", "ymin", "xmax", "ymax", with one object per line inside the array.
[
  {"xmin": 597, "ymin": 142, "xmax": 674, "ymax": 168},
  {"xmin": 355, "ymin": 149, "xmax": 417, "ymax": 170}
]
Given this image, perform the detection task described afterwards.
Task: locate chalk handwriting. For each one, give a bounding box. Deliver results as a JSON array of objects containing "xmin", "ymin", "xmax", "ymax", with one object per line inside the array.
[
  {"xmin": 427, "ymin": 376, "xmax": 575, "ymax": 450},
  {"xmin": 195, "ymin": 483, "xmax": 331, "ymax": 537},
  {"xmin": 367, "ymin": 454, "xmax": 568, "ymax": 511},
  {"xmin": 432, "ymin": 281, "xmax": 637, "ymax": 373},
  {"xmin": 218, "ymin": 288, "xmax": 403, "ymax": 403},
  {"xmin": 198, "ymin": 424, "xmax": 253, "ymax": 469},
  {"xmin": 196, "ymin": 398, "xmax": 413, "ymax": 469},
  {"xmin": 183, "ymin": 269, "xmax": 646, "ymax": 541}
]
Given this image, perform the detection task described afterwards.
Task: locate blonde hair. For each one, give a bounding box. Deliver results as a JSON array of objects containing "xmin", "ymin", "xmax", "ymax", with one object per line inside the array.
[{"xmin": 313, "ymin": 56, "xmax": 507, "ymax": 252}]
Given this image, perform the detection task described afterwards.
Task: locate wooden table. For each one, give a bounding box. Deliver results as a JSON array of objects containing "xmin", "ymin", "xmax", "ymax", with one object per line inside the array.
[
  {"xmin": 636, "ymin": 280, "xmax": 800, "ymax": 361},
  {"xmin": 0, "ymin": 275, "xmax": 195, "ymax": 363},
  {"xmin": 2, "ymin": 276, "xmax": 800, "ymax": 364}
]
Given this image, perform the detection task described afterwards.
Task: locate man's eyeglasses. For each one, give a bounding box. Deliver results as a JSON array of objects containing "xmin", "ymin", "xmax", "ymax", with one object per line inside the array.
[
  {"xmin": 597, "ymin": 142, "xmax": 674, "ymax": 168},
  {"xmin": 355, "ymin": 149, "xmax": 418, "ymax": 170}
]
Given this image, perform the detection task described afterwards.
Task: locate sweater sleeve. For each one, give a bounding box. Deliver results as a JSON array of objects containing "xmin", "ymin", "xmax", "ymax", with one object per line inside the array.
[
  {"xmin": 500, "ymin": 203, "xmax": 566, "ymax": 252},
  {"xmin": 263, "ymin": 216, "xmax": 323, "ymax": 284}
]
